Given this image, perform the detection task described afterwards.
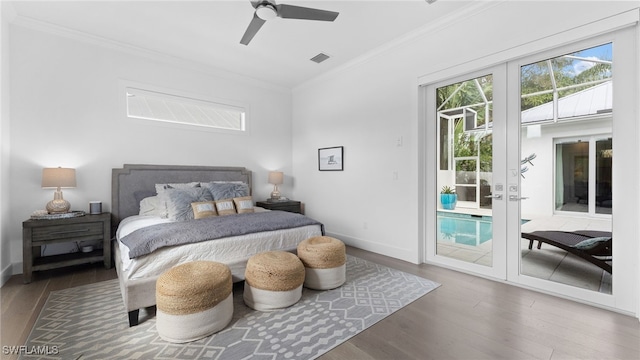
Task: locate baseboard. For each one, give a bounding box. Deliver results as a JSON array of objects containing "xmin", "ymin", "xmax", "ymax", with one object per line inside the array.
[
  {"xmin": 325, "ymin": 231, "xmax": 420, "ymax": 264},
  {"xmin": 0, "ymin": 261, "xmax": 17, "ymax": 287}
]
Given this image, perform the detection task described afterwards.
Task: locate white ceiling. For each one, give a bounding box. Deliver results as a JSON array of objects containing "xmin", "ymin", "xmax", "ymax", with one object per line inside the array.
[{"xmin": 9, "ymin": 0, "xmax": 473, "ymax": 88}]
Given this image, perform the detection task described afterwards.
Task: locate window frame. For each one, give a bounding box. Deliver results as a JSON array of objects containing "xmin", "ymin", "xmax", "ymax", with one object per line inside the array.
[
  {"xmin": 120, "ymin": 81, "xmax": 250, "ymax": 135},
  {"xmin": 553, "ymin": 134, "xmax": 613, "ymax": 217}
]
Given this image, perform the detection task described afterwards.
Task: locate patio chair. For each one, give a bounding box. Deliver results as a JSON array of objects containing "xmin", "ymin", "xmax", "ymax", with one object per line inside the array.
[{"xmin": 521, "ymin": 230, "xmax": 612, "ymax": 274}]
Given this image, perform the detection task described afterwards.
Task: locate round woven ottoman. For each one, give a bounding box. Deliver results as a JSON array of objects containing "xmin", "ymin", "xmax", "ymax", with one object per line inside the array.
[
  {"xmin": 156, "ymin": 261, "xmax": 233, "ymax": 343},
  {"xmin": 243, "ymin": 251, "xmax": 305, "ymax": 311},
  {"xmin": 297, "ymin": 236, "xmax": 346, "ymax": 290}
]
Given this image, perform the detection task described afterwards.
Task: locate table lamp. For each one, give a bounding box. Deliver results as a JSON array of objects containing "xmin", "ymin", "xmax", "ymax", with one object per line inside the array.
[
  {"xmin": 268, "ymin": 171, "xmax": 283, "ymax": 201},
  {"xmin": 42, "ymin": 167, "xmax": 76, "ymax": 214}
]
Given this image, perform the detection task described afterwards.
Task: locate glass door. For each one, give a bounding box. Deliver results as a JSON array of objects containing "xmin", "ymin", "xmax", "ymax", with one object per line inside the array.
[
  {"xmin": 554, "ymin": 136, "xmax": 612, "ymax": 215},
  {"xmin": 425, "ymin": 26, "xmax": 637, "ymax": 314},
  {"xmin": 509, "ymin": 41, "xmax": 616, "ymax": 298},
  {"xmin": 426, "ymin": 65, "xmax": 507, "ymax": 279}
]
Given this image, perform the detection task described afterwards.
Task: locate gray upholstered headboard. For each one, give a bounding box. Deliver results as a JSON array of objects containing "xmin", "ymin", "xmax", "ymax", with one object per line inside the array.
[{"xmin": 111, "ymin": 164, "xmax": 252, "ymax": 229}]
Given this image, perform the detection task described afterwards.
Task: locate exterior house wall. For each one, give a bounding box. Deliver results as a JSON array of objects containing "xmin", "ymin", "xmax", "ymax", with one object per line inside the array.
[
  {"xmin": 520, "ymin": 117, "xmax": 612, "ymax": 219},
  {"xmin": 433, "ymin": 116, "xmax": 612, "ymax": 218}
]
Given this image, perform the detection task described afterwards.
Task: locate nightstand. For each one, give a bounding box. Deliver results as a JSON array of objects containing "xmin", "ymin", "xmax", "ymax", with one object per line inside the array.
[
  {"xmin": 22, "ymin": 212, "xmax": 112, "ymax": 283},
  {"xmin": 256, "ymin": 200, "xmax": 302, "ymax": 214}
]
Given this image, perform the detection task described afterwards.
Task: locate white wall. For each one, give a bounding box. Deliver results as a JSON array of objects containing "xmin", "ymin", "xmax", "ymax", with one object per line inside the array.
[
  {"xmin": 4, "ymin": 22, "xmax": 293, "ymax": 273},
  {"xmin": 1, "ymin": 2, "xmax": 15, "ymax": 284},
  {"xmin": 291, "ymin": 1, "xmax": 639, "ymax": 266},
  {"xmin": 292, "ymin": 60, "xmax": 418, "ymax": 261},
  {"xmin": 520, "ymin": 118, "xmax": 612, "ymax": 219}
]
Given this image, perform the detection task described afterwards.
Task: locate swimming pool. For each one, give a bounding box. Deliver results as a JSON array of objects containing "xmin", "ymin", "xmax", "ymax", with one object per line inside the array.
[
  {"xmin": 437, "ymin": 211, "xmax": 493, "ymax": 246},
  {"xmin": 437, "ymin": 212, "xmax": 529, "ymax": 246}
]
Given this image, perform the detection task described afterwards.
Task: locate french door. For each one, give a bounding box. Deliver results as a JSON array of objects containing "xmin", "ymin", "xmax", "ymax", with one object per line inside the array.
[
  {"xmin": 424, "ymin": 65, "xmax": 508, "ymax": 280},
  {"xmin": 505, "ymin": 35, "xmax": 625, "ymax": 306},
  {"xmin": 423, "ymin": 26, "xmax": 637, "ymax": 312}
]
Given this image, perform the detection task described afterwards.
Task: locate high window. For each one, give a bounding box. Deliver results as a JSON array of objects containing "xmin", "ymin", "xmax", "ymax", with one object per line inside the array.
[{"xmin": 126, "ymin": 87, "xmax": 246, "ymax": 132}]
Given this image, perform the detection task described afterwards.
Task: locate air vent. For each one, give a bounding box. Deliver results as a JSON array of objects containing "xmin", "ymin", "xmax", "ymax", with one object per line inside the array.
[{"xmin": 310, "ymin": 53, "xmax": 331, "ymax": 64}]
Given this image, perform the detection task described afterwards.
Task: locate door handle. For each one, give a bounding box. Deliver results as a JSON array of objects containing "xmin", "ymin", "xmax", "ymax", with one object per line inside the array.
[
  {"xmin": 509, "ymin": 195, "xmax": 529, "ymax": 201},
  {"xmin": 484, "ymin": 194, "xmax": 502, "ymax": 200}
]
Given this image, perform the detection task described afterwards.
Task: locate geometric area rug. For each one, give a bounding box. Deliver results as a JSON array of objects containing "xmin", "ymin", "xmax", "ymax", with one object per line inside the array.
[{"xmin": 21, "ymin": 255, "xmax": 440, "ymax": 360}]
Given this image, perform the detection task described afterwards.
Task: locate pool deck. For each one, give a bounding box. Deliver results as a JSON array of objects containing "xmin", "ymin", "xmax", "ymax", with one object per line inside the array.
[
  {"xmin": 438, "ymin": 207, "xmax": 492, "ymax": 217},
  {"xmin": 437, "ymin": 211, "xmax": 612, "ymax": 293},
  {"xmin": 520, "ymin": 214, "xmax": 611, "ymax": 232}
]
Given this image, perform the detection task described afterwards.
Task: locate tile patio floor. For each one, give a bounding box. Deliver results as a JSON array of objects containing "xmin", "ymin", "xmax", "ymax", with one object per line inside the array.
[{"xmin": 437, "ymin": 215, "xmax": 612, "ymax": 293}]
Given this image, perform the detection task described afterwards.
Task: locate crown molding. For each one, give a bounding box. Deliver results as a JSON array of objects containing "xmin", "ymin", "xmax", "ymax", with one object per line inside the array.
[
  {"xmin": 9, "ymin": 14, "xmax": 291, "ymax": 94},
  {"xmin": 294, "ymin": 0, "xmax": 503, "ymax": 92}
]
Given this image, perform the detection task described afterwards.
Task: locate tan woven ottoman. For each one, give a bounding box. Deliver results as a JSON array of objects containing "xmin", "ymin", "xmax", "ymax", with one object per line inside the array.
[
  {"xmin": 243, "ymin": 251, "xmax": 305, "ymax": 311},
  {"xmin": 156, "ymin": 261, "xmax": 233, "ymax": 343},
  {"xmin": 297, "ymin": 236, "xmax": 346, "ymax": 290}
]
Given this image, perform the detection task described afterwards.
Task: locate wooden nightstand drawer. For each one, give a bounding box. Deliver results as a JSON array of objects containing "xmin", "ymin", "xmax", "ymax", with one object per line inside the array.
[
  {"xmin": 256, "ymin": 200, "xmax": 302, "ymax": 214},
  {"xmin": 31, "ymin": 222, "xmax": 104, "ymax": 243}
]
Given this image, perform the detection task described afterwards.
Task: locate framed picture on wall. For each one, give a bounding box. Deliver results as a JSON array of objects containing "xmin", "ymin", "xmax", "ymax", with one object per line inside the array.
[{"xmin": 318, "ymin": 146, "xmax": 344, "ymax": 171}]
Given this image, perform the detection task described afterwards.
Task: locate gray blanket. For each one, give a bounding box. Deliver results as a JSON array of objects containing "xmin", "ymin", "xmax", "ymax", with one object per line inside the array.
[{"xmin": 120, "ymin": 211, "xmax": 324, "ymax": 258}]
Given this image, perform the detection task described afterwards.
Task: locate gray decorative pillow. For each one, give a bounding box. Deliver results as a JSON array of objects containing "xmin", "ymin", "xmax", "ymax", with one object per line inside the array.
[
  {"xmin": 203, "ymin": 182, "xmax": 250, "ymax": 200},
  {"xmin": 573, "ymin": 236, "xmax": 611, "ymax": 250},
  {"xmin": 161, "ymin": 187, "xmax": 213, "ymax": 221}
]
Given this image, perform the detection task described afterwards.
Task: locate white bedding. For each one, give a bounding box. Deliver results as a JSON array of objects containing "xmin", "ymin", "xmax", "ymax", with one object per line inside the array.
[{"xmin": 116, "ymin": 213, "xmax": 323, "ymax": 280}]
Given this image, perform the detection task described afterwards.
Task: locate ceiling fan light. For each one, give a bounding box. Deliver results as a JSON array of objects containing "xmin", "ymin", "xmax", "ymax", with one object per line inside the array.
[{"xmin": 256, "ymin": 4, "xmax": 278, "ymax": 21}]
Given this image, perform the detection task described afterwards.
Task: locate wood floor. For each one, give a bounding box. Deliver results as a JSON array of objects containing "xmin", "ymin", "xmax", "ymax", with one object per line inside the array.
[{"xmin": 2, "ymin": 247, "xmax": 639, "ymax": 360}]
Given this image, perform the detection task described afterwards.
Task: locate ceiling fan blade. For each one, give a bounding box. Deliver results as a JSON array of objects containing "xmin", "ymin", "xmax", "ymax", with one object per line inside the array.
[
  {"xmin": 240, "ymin": 13, "xmax": 266, "ymax": 45},
  {"xmin": 275, "ymin": 4, "xmax": 339, "ymax": 21}
]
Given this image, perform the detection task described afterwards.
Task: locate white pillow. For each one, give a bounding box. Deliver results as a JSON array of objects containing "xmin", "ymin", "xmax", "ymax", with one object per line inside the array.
[{"xmin": 139, "ymin": 195, "xmax": 168, "ymax": 218}]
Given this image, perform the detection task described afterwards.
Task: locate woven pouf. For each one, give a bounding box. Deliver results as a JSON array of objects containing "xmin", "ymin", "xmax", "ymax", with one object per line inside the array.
[
  {"xmin": 243, "ymin": 251, "xmax": 305, "ymax": 311},
  {"xmin": 156, "ymin": 261, "xmax": 233, "ymax": 343},
  {"xmin": 297, "ymin": 236, "xmax": 346, "ymax": 290}
]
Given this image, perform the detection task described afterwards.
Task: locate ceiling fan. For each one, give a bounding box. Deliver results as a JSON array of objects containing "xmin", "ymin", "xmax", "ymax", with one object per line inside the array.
[{"xmin": 240, "ymin": 1, "xmax": 339, "ymax": 45}]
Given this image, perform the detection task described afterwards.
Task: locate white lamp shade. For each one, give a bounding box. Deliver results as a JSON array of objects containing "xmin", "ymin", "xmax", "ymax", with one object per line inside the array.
[
  {"xmin": 268, "ymin": 171, "xmax": 284, "ymax": 185},
  {"xmin": 42, "ymin": 167, "xmax": 76, "ymax": 188}
]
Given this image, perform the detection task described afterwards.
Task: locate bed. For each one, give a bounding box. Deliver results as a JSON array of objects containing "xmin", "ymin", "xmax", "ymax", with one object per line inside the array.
[{"xmin": 111, "ymin": 164, "xmax": 324, "ymax": 326}]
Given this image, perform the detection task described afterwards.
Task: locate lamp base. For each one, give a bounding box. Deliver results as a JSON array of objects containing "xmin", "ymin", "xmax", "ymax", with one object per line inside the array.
[
  {"xmin": 46, "ymin": 191, "xmax": 70, "ymax": 214},
  {"xmin": 270, "ymin": 188, "xmax": 281, "ymax": 201}
]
